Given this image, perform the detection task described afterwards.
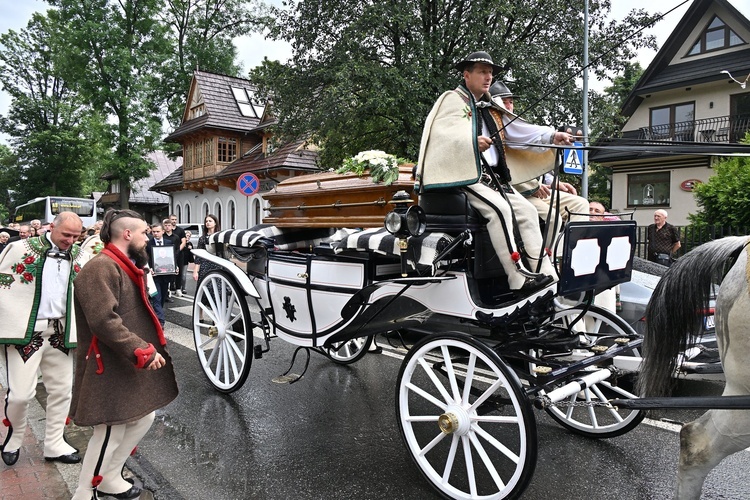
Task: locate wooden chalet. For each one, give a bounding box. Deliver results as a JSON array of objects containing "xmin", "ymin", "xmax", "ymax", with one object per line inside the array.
[{"xmin": 153, "ymin": 70, "xmax": 320, "ymax": 229}]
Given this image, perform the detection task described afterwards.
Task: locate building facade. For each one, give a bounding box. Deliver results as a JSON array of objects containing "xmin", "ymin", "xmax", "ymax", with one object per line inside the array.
[{"xmin": 592, "ymin": 0, "xmax": 750, "ymax": 226}]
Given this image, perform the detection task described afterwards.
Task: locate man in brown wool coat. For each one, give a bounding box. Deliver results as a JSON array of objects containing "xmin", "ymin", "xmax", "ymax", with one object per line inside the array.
[{"xmin": 70, "ymin": 209, "xmax": 179, "ymax": 500}]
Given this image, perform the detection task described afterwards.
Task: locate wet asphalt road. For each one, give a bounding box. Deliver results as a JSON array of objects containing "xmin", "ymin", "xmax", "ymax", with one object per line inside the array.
[{"xmin": 127, "ymin": 289, "xmax": 750, "ymax": 500}]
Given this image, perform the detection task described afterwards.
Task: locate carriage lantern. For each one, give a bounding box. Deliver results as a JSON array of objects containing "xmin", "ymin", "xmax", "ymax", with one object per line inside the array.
[
  {"xmin": 384, "ymin": 190, "xmax": 426, "ymax": 276},
  {"xmin": 384, "ymin": 190, "xmax": 426, "ymax": 238}
]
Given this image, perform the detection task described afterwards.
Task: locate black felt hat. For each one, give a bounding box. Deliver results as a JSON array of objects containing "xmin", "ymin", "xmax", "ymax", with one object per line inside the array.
[
  {"xmin": 454, "ymin": 51, "xmax": 504, "ymax": 74},
  {"xmin": 489, "ymin": 81, "xmax": 518, "ymax": 99}
]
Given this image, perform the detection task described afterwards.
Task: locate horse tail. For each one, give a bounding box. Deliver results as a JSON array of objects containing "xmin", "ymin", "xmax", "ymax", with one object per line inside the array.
[{"xmin": 637, "ymin": 236, "xmax": 750, "ymax": 397}]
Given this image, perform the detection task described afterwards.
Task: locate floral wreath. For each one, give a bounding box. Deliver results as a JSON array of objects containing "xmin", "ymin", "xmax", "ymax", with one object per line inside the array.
[{"xmin": 336, "ymin": 150, "xmax": 404, "ymax": 186}]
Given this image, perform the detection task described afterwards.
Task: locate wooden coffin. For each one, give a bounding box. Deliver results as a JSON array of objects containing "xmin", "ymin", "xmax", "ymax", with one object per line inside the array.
[{"xmin": 264, "ymin": 164, "xmax": 417, "ymax": 228}]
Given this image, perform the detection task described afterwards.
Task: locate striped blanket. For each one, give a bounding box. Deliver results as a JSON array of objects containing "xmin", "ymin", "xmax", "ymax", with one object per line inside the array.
[{"xmin": 208, "ymin": 225, "xmax": 454, "ymax": 267}]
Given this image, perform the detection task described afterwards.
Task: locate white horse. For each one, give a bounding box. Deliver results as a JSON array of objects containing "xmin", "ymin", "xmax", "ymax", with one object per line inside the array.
[{"xmin": 638, "ymin": 235, "xmax": 750, "ymax": 499}]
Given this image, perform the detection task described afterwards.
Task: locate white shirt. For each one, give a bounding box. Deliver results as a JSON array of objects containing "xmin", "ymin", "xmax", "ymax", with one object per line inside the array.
[{"xmin": 37, "ymin": 234, "xmax": 71, "ymax": 320}]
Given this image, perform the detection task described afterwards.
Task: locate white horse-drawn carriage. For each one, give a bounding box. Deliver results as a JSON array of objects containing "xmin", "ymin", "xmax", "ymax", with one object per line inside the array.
[{"xmin": 190, "ymin": 164, "xmax": 655, "ymax": 499}]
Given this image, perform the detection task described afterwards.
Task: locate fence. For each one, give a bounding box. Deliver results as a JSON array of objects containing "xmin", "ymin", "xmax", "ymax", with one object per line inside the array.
[{"xmin": 635, "ymin": 225, "xmax": 750, "ymax": 260}]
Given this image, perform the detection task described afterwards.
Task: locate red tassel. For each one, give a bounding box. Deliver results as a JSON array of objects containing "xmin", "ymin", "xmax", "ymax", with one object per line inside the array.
[
  {"xmin": 545, "ymin": 247, "xmax": 552, "ymax": 256},
  {"xmin": 2, "ymin": 418, "xmax": 10, "ymax": 427},
  {"xmin": 511, "ymin": 251, "xmax": 521, "ymax": 262},
  {"xmin": 92, "ymin": 475, "xmax": 103, "ymax": 487},
  {"xmin": 130, "ymin": 446, "xmax": 138, "ymax": 456},
  {"xmin": 65, "ymin": 417, "xmax": 71, "ymax": 425}
]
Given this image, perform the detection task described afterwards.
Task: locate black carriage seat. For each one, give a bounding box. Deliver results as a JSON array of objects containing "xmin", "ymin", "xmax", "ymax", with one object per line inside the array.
[{"xmin": 419, "ymin": 190, "xmax": 504, "ymax": 279}]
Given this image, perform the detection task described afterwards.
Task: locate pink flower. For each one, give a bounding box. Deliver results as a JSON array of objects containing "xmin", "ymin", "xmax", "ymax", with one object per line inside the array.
[
  {"xmin": 24, "ymin": 255, "xmax": 35, "ymax": 264},
  {"xmin": 15, "ymin": 264, "xmax": 25, "ymax": 274},
  {"xmin": 22, "ymin": 272, "xmax": 33, "ymax": 282}
]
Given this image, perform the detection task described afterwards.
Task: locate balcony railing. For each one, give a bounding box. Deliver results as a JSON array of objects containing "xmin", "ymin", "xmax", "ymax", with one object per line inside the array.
[{"xmin": 626, "ymin": 114, "xmax": 750, "ymax": 143}]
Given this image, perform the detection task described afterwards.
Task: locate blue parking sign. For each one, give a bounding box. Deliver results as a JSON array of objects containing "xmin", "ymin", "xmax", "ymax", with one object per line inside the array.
[{"xmin": 563, "ymin": 143, "xmax": 584, "ymax": 175}]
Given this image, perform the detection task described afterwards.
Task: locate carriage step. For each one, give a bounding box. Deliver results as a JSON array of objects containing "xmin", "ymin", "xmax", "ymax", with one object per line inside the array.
[{"xmin": 254, "ymin": 345, "xmax": 263, "ymax": 359}]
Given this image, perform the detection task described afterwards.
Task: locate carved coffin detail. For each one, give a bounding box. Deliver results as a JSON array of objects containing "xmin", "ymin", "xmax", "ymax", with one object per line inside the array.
[{"xmin": 263, "ymin": 164, "xmax": 417, "ymax": 228}]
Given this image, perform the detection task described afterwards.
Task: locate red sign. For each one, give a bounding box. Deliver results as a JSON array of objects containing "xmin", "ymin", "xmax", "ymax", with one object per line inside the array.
[
  {"xmin": 680, "ymin": 179, "xmax": 702, "ymax": 192},
  {"xmin": 237, "ymin": 172, "xmax": 260, "ymax": 196}
]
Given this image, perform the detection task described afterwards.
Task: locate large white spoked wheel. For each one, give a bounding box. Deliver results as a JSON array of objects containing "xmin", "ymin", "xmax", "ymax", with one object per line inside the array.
[
  {"xmin": 534, "ymin": 305, "xmax": 644, "ymax": 438},
  {"xmin": 324, "ymin": 336, "xmax": 373, "ymax": 364},
  {"xmin": 193, "ymin": 271, "xmax": 252, "ymax": 394},
  {"xmin": 397, "ymin": 332, "xmax": 537, "ymax": 500}
]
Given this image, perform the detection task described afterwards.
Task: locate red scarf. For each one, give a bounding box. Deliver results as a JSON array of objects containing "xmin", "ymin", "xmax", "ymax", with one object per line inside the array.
[{"xmin": 101, "ymin": 243, "xmax": 166, "ymax": 345}]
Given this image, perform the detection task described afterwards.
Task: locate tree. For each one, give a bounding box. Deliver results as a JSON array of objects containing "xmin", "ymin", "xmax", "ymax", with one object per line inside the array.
[
  {"xmin": 689, "ymin": 134, "xmax": 750, "ymax": 229},
  {"xmin": 51, "ymin": 0, "xmax": 170, "ymax": 208},
  {"xmin": 0, "ymin": 12, "xmax": 110, "ymax": 205},
  {"xmin": 0, "ymin": 144, "xmax": 17, "ymax": 223},
  {"xmin": 251, "ymin": 0, "xmax": 658, "ymax": 168}
]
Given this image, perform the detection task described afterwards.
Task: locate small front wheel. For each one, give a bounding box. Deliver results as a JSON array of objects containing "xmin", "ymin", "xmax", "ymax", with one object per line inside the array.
[
  {"xmin": 397, "ymin": 332, "xmax": 537, "ymax": 499},
  {"xmin": 324, "ymin": 336, "xmax": 373, "ymax": 364},
  {"xmin": 193, "ymin": 271, "xmax": 252, "ymax": 393}
]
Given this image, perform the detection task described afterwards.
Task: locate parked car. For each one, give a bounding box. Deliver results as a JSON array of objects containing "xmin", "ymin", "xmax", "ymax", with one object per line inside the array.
[
  {"xmin": 617, "ymin": 262, "xmax": 720, "ymax": 380},
  {"xmin": 177, "ymin": 223, "xmax": 202, "ymax": 248}
]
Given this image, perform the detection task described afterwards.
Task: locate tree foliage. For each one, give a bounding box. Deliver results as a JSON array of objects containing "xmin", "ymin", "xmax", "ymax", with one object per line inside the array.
[
  {"xmin": 251, "ymin": 0, "xmax": 658, "ymax": 168},
  {"xmin": 50, "ymin": 0, "xmax": 171, "ymax": 208},
  {"xmin": 0, "ymin": 12, "xmax": 110, "ymax": 205},
  {"xmin": 689, "ymin": 134, "xmax": 750, "ymax": 229}
]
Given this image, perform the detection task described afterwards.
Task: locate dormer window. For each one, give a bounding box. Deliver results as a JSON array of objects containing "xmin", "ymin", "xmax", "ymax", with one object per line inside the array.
[{"xmin": 687, "ymin": 16, "xmax": 745, "ymax": 56}]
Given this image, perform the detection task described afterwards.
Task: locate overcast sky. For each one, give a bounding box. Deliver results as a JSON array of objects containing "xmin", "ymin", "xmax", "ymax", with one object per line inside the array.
[{"xmin": 0, "ymin": 0, "xmax": 745, "ymax": 145}]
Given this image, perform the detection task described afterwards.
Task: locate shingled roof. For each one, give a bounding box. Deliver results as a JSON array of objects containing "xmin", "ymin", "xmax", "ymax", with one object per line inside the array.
[
  {"xmin": 131, "ymin": 151, "xmax": 182, "ymax": 202},
  {"xmin": 218, "ymin": 139, "xmax": 320, "ymax": 179},
  {"xmin": 621, "ymin": 0, "xmax": 750, "ymax": 116},
  {"xmin": 164, "ymin": 70, "xmax": 270, "ymax": 142}
]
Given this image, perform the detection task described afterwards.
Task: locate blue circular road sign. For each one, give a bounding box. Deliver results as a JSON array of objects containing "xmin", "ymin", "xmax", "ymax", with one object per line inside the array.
[{"xmin": 237, "ymin": 172, "xmax": 260, "ymax": 196}]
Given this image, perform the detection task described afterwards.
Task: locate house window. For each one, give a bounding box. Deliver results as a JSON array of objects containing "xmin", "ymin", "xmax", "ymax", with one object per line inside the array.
[
  {"xmin": 253, "ymin": 198, "xmax": 261, "ymax": 225},
  {"xmin": 204, "ymin": 138, "xmax": 213, "ymax": 165},
  {"xmin": 190, "ymin": 104, "xmax": 205, "ymax": 120},
  {"xmin": 214, "ymin": 201, "xmax": 222, "ymax": 224},
  {"xmin": 111, "ymin": 179, "xmax": 120, "ymax": 194},
  {"xmin": 687, "ymin": 16, "xmax": 745, "ymax": 55},
  {"xmin": 184, "ymin": 204, "xmax": 191, "ymax": 222},
  {"xmin": 228, "ymin": 199, "xmax": 236, "ymax": 229},
  {"xmin": 217, "ymin": 137, "xmax": 237, "ymax": 163},
  {"xmin": 184, "ymin": 144, "xmax": 193, "ymax": 169},
  {"xmin": 196, "ymin": 140, "xmax": 203, "ymax": 166},
  {"xmin": 649, "ymin": 102, "xmax": 695, "ymax": 140},
  {"xmin": 627, "ymin": 172, "xmax": 671, "ymax": 207}
]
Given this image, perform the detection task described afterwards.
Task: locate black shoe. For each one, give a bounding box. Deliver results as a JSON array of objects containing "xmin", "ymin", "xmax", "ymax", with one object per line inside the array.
[
  {"xmin": 165, "ymin": 297, "xmax": 174, "ymax": 303},
  {"xmin": 44, "ymin": 453, "xmax": 82, "ymax": 464},
  {"xmin": 99, "ymin": 485, "xmax": 142, "ymax": 499},
  {"xmin": 514, "ymin": 275, "xmax": 554, "ymax": 297},
  {"xmin": 1, "ymin": 448, "xmax": 19, "ymax": 465}
]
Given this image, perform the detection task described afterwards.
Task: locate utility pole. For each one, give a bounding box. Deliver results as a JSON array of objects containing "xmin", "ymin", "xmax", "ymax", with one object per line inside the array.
[{"xmin": 582, "ymin": 0, "xmax": 589, "ymax": 198}]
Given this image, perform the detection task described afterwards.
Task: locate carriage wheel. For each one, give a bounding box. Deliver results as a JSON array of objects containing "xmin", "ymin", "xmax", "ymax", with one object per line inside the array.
[
  {"xmin": 534, "ymin": 305, "xmax": 644, "ymax": 438},
  {"xmin": 397, "ymin": 332, "xmax": 537, "ymax": 500},
  {"xmin": 193, "ymin": 271, "xmax": 252, "ymax": 394},
  {"xmin": 324, "ymin": 336, "xmax": 373, "ymax": 364}
]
